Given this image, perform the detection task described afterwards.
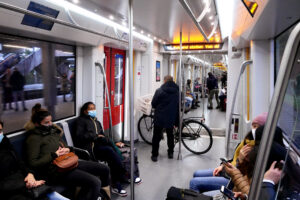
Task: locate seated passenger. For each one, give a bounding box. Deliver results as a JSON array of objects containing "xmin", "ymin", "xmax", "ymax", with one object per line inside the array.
[
  {"xmin": 25, "ymin": 110, "xmax": 111, "ymax": 200},
  {"xmin": 189, "ymin": 112, "xmax": 268, "ymax": 195},
  {"xmin": 24, "ymin": 103, "xmax": 62, "ymax": 133},
  {"xmin": 234, "ymin": 160, "xmax": 284, "ymax": 200},
  {"xmin": 186, "ymin": 79, "xmax": 199, "ymax": 109},
  {"xmin": 233, "ymin": 127, "xmax": 300, "ymax": 200},
  {"xmin": 220, "ymin": 126, "xmax": 286, "ymax": 197},
  {"xmin": 0, "ymin": 121, "xmax": 68, "ymax": 200},
  {"xmin": 76, "ymin": 102, "xmax": 141, "ymax": 196}
]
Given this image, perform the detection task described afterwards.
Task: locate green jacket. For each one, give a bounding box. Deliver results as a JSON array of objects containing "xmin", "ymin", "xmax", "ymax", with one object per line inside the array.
[{"xmin": 25, "ymin": 125, "xmax": 69, "ymax": 181}]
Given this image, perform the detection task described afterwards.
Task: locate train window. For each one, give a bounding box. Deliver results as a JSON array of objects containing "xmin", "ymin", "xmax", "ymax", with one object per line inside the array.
[
  {"xmin": 275, "ymin": 23, "xmax": 297, "ymax": 81},
  {"xmin": 0, "ymin": 34, "xmax": 76, "ymax": 134},
  {"xmin": 253, "ymin": 36, "xmax": 300, "ymax": 199}
]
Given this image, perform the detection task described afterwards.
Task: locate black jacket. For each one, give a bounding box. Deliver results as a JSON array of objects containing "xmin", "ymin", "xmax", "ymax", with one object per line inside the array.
[
  {"xmin": 151, "ymin": 81, "xmax": 179, "ymax": 128},
  {"xmin": 76, "ymin": 115, "xmax": 106, "ymax": 153},
  {"xmin": 10, "ymin": 70, "xmax": 25, "ymax": 91},
  {"xmin": 0, "ymin": 136, "xmax": 32, "ymax": 197},
  {"xmin": 207, "ymin": 75, "xmax": 218, "ymax": 91}
]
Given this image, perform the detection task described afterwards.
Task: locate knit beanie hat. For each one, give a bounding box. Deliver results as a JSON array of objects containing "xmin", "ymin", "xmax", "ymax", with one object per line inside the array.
[{"xmin": 252, "ymin": 112, "xmax": 268, "ymax": 126}]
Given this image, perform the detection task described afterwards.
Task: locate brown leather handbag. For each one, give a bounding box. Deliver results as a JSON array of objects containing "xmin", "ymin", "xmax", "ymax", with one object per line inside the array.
[{"xmin": 53, "ymin": 152, "xmax": 79, "ymax": 172}]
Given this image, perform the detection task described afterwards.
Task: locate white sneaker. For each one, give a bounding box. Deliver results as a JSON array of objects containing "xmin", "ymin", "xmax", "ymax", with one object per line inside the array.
[
  {"xmin": 134, "ymin": 177, "xmax": 142, "ymax": 184},
  {"xmin": 112, "ymin": 187, "xmax": 127, "ymax": 197}
]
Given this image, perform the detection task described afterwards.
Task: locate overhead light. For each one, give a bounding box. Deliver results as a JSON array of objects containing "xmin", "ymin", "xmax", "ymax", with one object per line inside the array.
[
  {"xmin": 154, "ymin": 37, "xmax": 157, "ymax": 40},
  {"xmin": 159, "ymin": 39, "xmax": 161, "ymax": 42},
  {"xmin": 211, "ymin": 22, "xmax": 214, "ymax": 26},
  {"xmin": 122, "ymin": 21, "xmax": 126, "ymax": 26},
  {"xmin": 163, "ymin": 42, "xmax": 166, "ymax": 44},
  {"xmin": 133, "ymin": 26, "xmax": 136, "ymax": 30},
  {"xmin": 94, "ymin": 9, "xmax": 98, "ymax": 12},
  {"xmin": 109, "ymin": 15, "xmax": 114, "ymax": 20},
  {"xmin": 148, "ymin": 34, "xmax": 151, "ymax": 37},
  {"xmin": 3, "ymin": 44, "xmax": 32, "ymax": 50},
  {"xmin": 241, "ymin": 0, "xmax": 258, "ymax": 17},
  {"xmin": 207, "ymin": 8, "xmax": 211, "ymax": 12},
  {"xmin": 141, "ymin": 30, "xmax": 144, "ymax": 34},
  {"xmin": 72, "ymin": 0, "xmax": 79, "ymax": 4},
  {"xmin": 45, "ymin": 0, "xmax": 152, "ymax": 42},
  {"xmin": 209, "ymin": 16, "xmax": 213, "ymax": 20}
]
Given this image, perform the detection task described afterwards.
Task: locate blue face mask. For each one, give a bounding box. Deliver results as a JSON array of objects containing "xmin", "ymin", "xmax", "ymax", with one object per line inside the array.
[
  {"xmin": 88, "ymin": 110, "xmax": 97, "ymax": 118},
  {"xmin": 0, "ymin": 133, "xmax": 4, "ymax": 143}
]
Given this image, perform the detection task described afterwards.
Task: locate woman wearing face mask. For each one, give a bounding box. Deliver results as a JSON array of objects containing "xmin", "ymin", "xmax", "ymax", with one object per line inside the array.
[
  {"xmin": 25, "ymin": 110, "xmax": 111, "ymax": 200},
  {"xmin": 76, "ymin": 102, "xmax": 131, "ymax": 197},
  {"xmin": 189, "ymin": 112, "xmax": 268, "ymax": 196},
  {"xmin": 0, "ymin": 121, "xmax": 69, "ymax": 200}
]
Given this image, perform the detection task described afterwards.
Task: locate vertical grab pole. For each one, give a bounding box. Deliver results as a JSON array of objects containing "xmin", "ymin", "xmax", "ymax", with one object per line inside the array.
[
  {"xmin": 201, "ymin": 56, "xmax": 205, "ymax": 118},
  {"xmin": 177, "ymin": 30, "xmax": 183, "ymax": 160},
  {"xmin": 128, "ymin": 0, "xmax": 135, "ymax": 199},
  {"xmin": 225, "ymin": 60, "xmax": 252, "ymax": 158},
  {"xmin": 95, "ymin": 62, "xmax": 114, "ymax": 141}
]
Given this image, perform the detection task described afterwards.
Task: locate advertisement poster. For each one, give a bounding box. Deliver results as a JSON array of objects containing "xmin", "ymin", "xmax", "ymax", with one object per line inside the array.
[{"xmin": 156, "ymin": 61, "xmax": 160, "ymax": 82}]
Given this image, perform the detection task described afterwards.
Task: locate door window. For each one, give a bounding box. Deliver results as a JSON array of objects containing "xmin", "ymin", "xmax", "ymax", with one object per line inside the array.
[{"xmin": 114, "ymin": 54, "xmax": 124, "ymax": 106}]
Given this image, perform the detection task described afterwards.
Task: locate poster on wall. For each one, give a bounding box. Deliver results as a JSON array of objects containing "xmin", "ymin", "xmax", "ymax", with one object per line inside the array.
[{"xmin": 156, "ymin": 61, "xmax": 161, "ymax": 82}]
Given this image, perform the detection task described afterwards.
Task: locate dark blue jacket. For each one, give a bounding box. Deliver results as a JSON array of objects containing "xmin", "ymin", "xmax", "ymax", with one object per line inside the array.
[
  {"xmin": 260, "ymin": 182, "xmax": 276, "ymax": 200},
  {"xmin": 151, "ymin": 81, "xmax": 179, "ymax": 128},
  {"xmin": 207, "ymin": 75, "xmax": 218, "ymax": 91}
]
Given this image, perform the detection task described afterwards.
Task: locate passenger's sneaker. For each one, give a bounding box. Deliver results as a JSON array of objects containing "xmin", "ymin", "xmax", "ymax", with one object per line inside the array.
[
  {"xmin": 112, "ymin": 183, "xmax": 127, "ymax": 197},
  {"xmin": 207, "ymin": 106, "xmax": 213, "ymax": 109},
  {"xmin": 216, "ymin": 105, "xmax": 220, "ymax": 109},
  {"xmin": 168, "ymin": 153, "xmax": 173, "ymax": 159},
  {"xmin": 151, "ymin": 156, "xmax": 158, "ymax": 162},
  {"xmin": 134, "ymin": 177, "xmax": 142, "ymax": 184}
]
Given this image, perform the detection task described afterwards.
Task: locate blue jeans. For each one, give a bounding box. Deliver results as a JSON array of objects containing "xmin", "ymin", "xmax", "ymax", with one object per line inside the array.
[
  {"xmin": 47, "ymin": 191, "xmax": 70, "ymax": 200},
  {"xmin": 189, "ymin": 169, "xmax": 229, "ymax": 194}
]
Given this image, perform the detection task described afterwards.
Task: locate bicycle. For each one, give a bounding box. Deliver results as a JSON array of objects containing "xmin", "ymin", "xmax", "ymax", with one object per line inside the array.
[{"xmin": 137, "ymin": 111, "xmax": 213, "ymax": 154}]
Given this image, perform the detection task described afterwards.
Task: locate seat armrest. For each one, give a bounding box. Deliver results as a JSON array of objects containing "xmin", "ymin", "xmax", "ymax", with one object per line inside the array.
[{"xmin": 73, "ymin": 147, "xmax": 92, "ymax": 160}]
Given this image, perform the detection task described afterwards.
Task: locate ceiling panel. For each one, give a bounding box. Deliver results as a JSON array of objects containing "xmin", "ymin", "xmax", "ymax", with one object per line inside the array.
[{"xmin": 75, "ymin": 0, "xmax": 222, "ymax": 44}]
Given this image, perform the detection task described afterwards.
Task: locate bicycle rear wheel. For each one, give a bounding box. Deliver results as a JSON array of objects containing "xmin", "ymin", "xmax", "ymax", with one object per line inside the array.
[
  {"xmin": 137, "ymin": 114, "xmax": 154, "ymax": 145},
  {"xmin": 181, "ymin": 120, "xmax": 213, "ymax": 154}
]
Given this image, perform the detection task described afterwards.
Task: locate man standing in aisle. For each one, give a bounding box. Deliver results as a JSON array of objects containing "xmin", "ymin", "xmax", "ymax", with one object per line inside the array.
[
  {"xmin": 151, "ymin": 75, "xmax": 179, "ymax": 162},
  {"xmin": 207, "ymin": 72, "xmax": 220, "ymax": 109}
]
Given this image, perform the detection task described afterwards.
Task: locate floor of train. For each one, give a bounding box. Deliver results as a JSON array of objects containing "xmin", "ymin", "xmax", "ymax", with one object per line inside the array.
[{"xmin": 113, "ymin": 136, "xmax": 225, "ymax": 200}]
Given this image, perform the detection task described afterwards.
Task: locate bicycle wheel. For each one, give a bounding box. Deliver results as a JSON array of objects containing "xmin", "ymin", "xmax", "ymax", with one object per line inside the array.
[
  {"xmin": 138, "ymin": 114, "xmax": 154, "ymax": 145},
  {"xmin": 181, "ymin": 119, "xmax": 213, "ymax": 154}
]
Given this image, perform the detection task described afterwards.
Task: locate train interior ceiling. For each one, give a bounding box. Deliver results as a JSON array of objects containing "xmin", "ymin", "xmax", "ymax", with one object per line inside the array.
[{"xmin": 0, "ymin": 0, "xmax": 300, "ymax": 199}]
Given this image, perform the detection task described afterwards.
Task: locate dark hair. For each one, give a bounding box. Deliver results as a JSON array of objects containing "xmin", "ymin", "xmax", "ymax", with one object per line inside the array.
[
  {"xmin": 0, "ymin": 121, "xmax": 3, "ymax": 128},
  {"xmin": 32, "ymin": 103, "xmax": 42, "ymax": 114},
  {"xmin": 254, "ymin": 125, "xmax": 284, "ymax": 146},
  {"xmin": 187, "ymin": 79, "xmax": 191, "ymax": 85},
  {"xmin": 80, "ymin": 102, "xmax": 95, "ymax": 116},
  {"xmin": 31, "ymin": 110, "xmax": 51, "ymax": 124}
]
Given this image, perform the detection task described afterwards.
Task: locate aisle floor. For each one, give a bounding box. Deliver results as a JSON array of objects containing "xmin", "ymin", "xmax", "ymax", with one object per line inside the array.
[{"xmin": 113, "ymin": 137, "xmax": 225, "ymax": 200}]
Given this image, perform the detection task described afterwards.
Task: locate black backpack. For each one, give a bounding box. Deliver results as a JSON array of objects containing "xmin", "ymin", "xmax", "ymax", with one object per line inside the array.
[{"xmin": 166, "ymin": 187, "xmax": 213, "ymax": 200}]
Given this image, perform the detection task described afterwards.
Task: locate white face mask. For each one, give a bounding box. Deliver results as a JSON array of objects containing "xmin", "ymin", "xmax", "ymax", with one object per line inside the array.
[{"xmin": 252, "ymin": 129, "xmax": 256, "ymax": 139}]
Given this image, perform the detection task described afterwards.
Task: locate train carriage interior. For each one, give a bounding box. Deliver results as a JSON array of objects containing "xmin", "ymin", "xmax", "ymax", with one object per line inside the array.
[{"xmin": 0, "ymin": 0, "xmax": 300, "ymax": 199}]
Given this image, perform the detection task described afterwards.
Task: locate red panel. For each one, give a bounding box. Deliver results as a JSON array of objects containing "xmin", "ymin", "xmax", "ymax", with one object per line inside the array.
[{"xmin": 103, "ymin": 47, "xmax": 126, "ymax": 130}]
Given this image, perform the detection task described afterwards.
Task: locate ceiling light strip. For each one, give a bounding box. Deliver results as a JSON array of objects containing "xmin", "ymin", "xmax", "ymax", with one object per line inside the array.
[
  {"xmin": 208, "ymin": 15, "xmax": 219, "ymax": 39},
  {"xmin": 0, "ymin": 2, "xmax": 129, "ymax": 44},
  {"xmin": 45, "ymin": 0, "xmax": 152, "ymax": 42},
  {"xmin": 178, "ymin": 0, "xmax": 209, "ymax": 42},
  {"xmin": 196, "ymin": 0, "xmax": 212, "ymax": 23}
]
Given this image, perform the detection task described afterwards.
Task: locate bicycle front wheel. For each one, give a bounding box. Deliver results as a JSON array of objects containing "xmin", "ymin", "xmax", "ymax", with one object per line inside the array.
[
  {"xmin": 138, "ymin": 115, "xmax": 154, "ymax": 145},
  {"xmin": 181, "ymin": 120, "xmax": 213, "ymax": 154}
]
